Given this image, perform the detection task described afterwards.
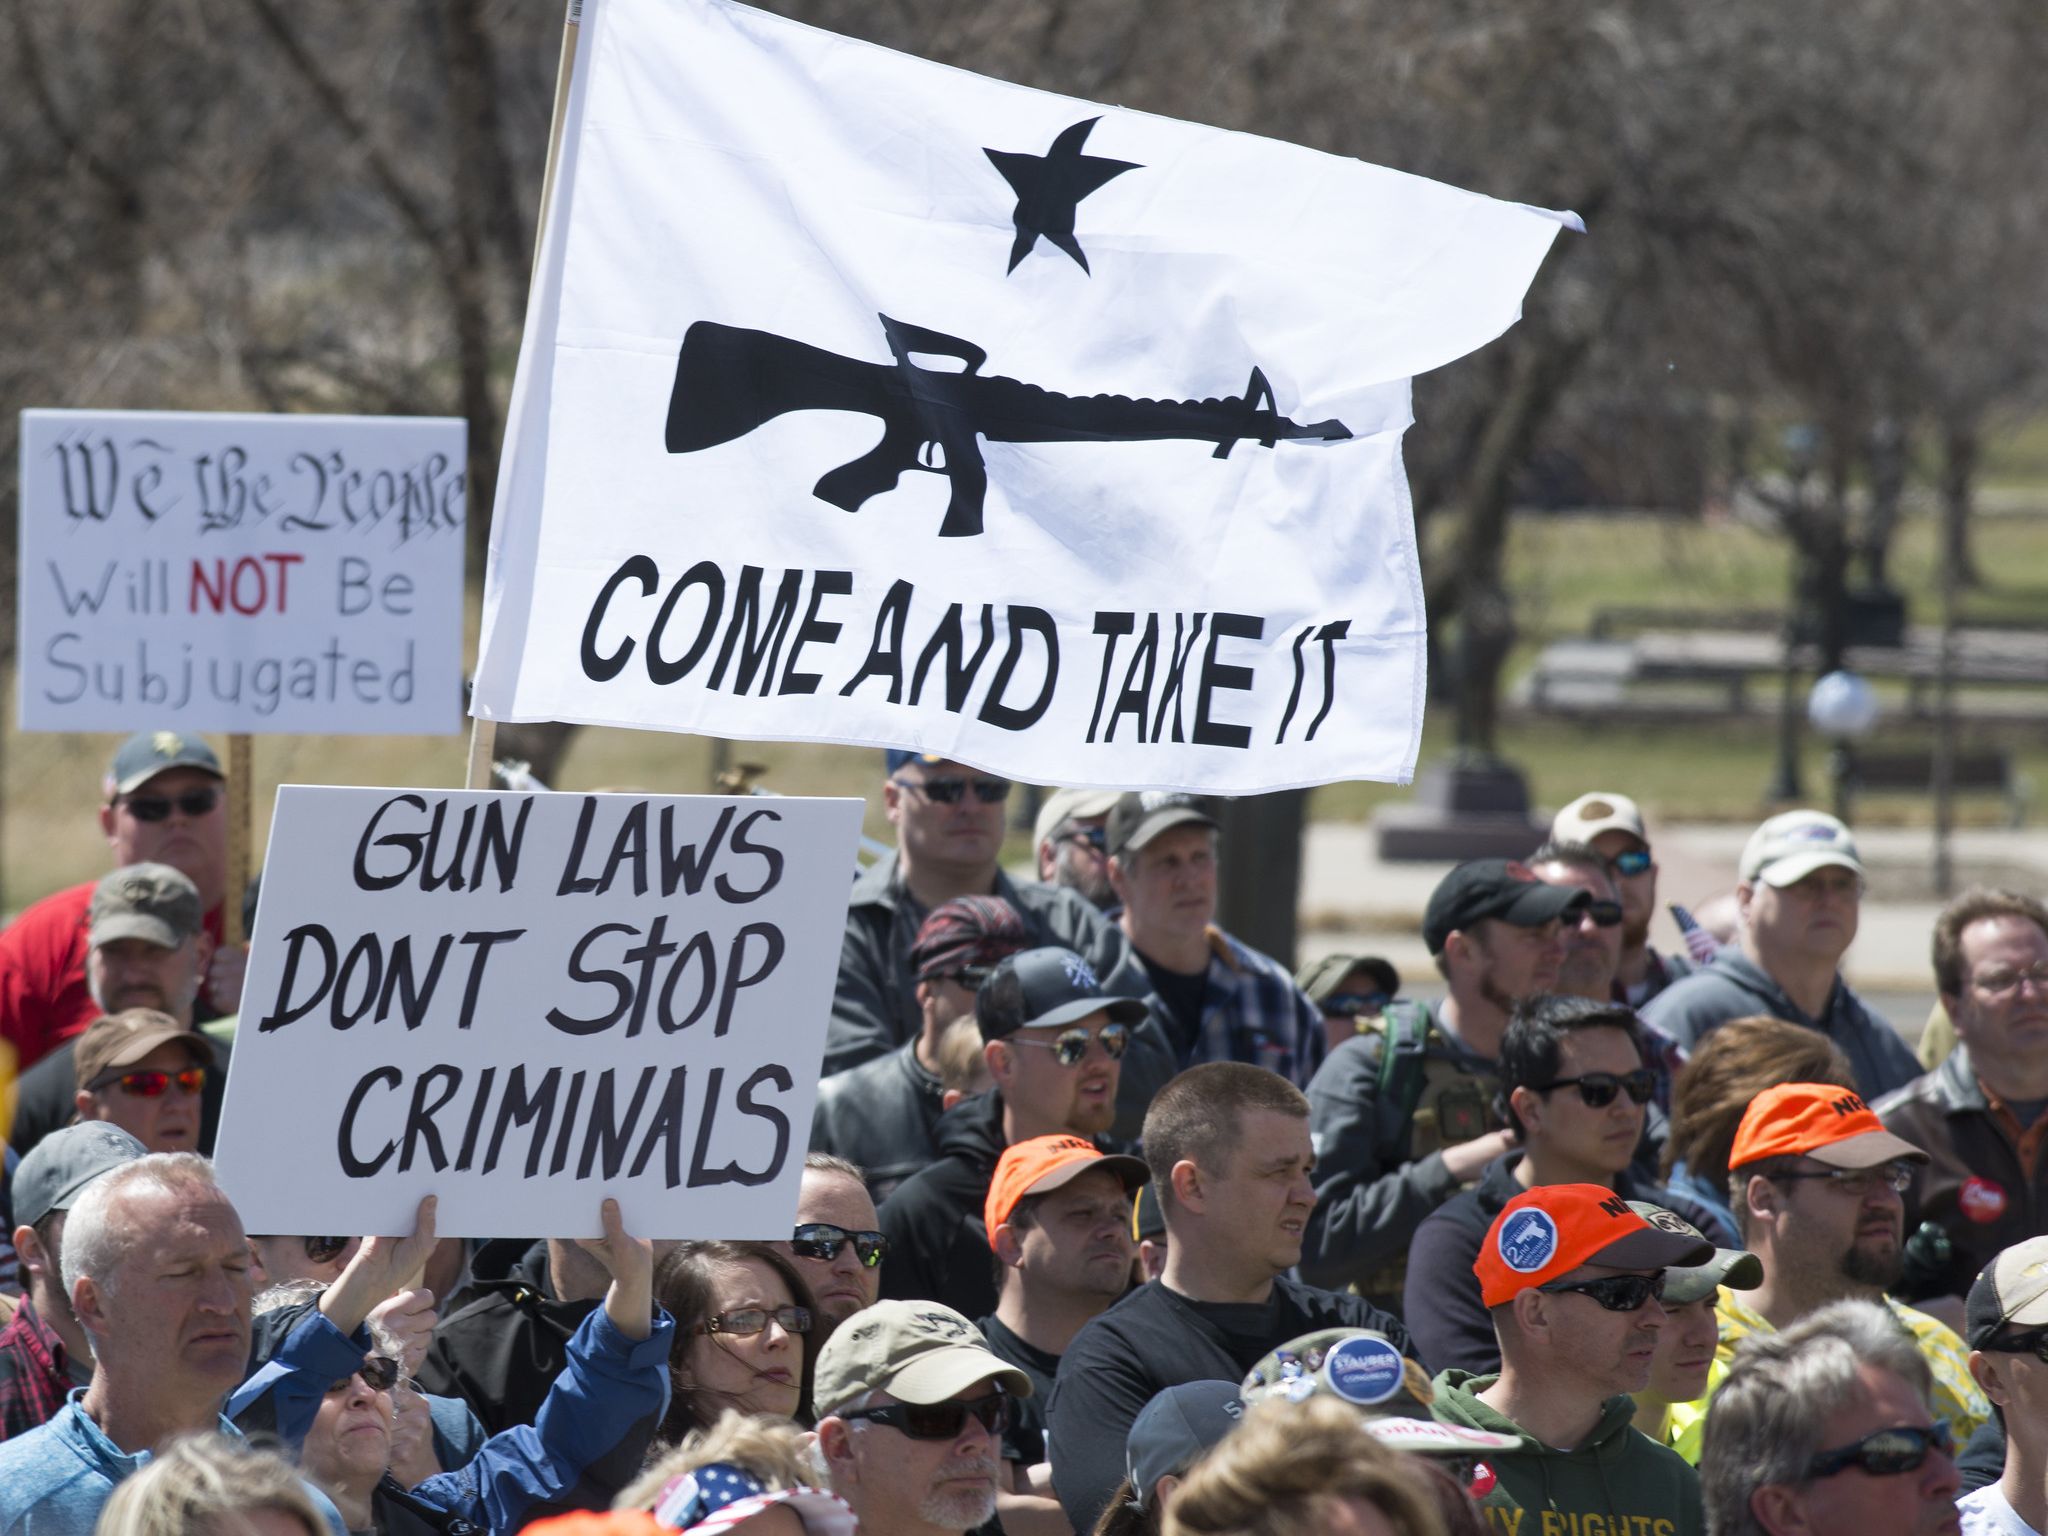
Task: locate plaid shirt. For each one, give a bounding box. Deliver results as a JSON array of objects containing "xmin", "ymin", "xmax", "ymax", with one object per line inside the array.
[
  {"xmin": 1189, "ymin": 927, "xmax": 1328, "ymax": 1088},
  {"xmin": 0, "ymin": 1295, "xmax": 78, "ymax": 1443}
]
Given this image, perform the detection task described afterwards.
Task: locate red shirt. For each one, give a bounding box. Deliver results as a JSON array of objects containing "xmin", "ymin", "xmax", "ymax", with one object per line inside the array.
[{"xmin": 0, "ymin": 879, "xmax": 226, "ymax": 1071}]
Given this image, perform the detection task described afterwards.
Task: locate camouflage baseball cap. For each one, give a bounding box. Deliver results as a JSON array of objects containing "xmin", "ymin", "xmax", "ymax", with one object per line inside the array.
[
  {"xmin": 88, "ymin": 863, "xmax": 203, "ymax": 951},
  {"xmin": 814, "ymin": 1301, "xmax": 1031, "ymax": 1416},
  {"xmin": 104, "ymin": 731, "xmax": 224, "ymax": 798}
]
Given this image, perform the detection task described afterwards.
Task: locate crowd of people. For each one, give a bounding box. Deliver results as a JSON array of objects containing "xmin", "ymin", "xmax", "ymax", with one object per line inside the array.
[{"xmin": 0, "ymin": 733, "xmax": 2043, "ymax": 1536}]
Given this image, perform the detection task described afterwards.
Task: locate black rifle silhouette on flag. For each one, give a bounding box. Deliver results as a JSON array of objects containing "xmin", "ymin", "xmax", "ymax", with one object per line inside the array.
[{"xmin": 664, "ymin": 315, "xmax": 1352, "ymax": 537}]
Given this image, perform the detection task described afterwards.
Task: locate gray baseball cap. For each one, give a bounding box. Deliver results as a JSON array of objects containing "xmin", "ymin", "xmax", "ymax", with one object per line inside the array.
[
  {"xmin": 88, "ymin": 863, "xmax": 203, "ymax": 951},
  {"xmin": 12, "ymin": 1122, "xmax": 147, "ymax": 1231},
  {"xmin": 104, "ymin": 731, "xmax": 224, "ymax": 798}
]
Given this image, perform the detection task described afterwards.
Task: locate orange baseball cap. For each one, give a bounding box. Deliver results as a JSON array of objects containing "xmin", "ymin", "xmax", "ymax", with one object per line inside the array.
[
  {"xmin": 984, "ymin": 1134, "xmax": 1150, "ymax": 1249},
  {"xmin": 1727, "ymin": 1082, "xmax": 1928, "ymax": 1172},
  {"xmin": 1474, "ymin": 1183, "xmax": 1713, "ymax": 1308}
]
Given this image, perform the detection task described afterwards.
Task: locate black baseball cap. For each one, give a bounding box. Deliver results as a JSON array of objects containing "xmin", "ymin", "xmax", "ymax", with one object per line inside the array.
[
  {"xmin": 1422, "ymin": 858, "xmax": 1590, "ymax": 955},
  {"xmin": 1105, "ymin": 792, "xmax": 1220, "ymax": 858},
  {"xmin": 1126, "ymin": 1381, "xmax": 1244, "ymax": 1510},
  {"xmin": 976, "ymin": 946, "xmax": 1149, "ymax": 1042}
]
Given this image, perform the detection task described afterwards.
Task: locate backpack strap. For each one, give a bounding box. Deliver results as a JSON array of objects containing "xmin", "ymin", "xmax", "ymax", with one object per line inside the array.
[{"xmin": 1371, "ymin": 1000, "xmax": 1435, "ymax": 1166}]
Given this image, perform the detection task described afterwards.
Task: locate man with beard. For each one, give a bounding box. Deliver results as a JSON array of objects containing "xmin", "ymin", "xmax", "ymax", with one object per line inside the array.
[
  {"xmin": 814, "ymin": 1301, "xmax": 1030, "ymax": 1536},
  {"xmin": 977, "ymin": 1136, "xmax": 1149, "ymax": 1471},
  {"xmin": 1300, "ymin": 859, "xmax": 1585, "ymax": 1308},
  {"xmin": 8, "ymin": 865, "xmax": 232, "ymax": 1159},
  {"xmin": 1665, "ymin": 1081, "xmax": 1991, "ymax": 1461},
  {"xmin": 1034, "ymin": 789, "xmax": 1121, "ymax": 913},
  {"xmin": 1551, "ymin": 793, "xmax": 1694, "ymax": 1007},
  {"xmin": 879, "ymin": 947, "xmax": 1146, "ymax": 1320}
]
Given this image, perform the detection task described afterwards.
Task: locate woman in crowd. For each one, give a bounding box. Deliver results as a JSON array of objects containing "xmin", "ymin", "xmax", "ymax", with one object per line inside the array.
[
  {"xmin": 94, "ymin": 1434, "xmax": 332, "ymax": 1536},
  {"xmin": 617, "ymin": 1409, "xmax": 853, "ymax": 1536},
  {"xmin": 1660, "ymin": 1014, "xmax": 1855, "ymax": 1235},
  {"xmin": 1163, "ymin": 1395, "xmax": 1447, "ymax": 1536},
  {"xmin": 651, "ymin": 1241, "xmax": 819, "ymax": 1447}
]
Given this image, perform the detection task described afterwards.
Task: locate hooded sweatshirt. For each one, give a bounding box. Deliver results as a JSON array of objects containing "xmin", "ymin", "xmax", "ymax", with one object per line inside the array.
[
  {"xmin": 1639, "ymin": 951, "xmax": 1918, "ymax": 1099},
  {"xmin": 1431, "ymin": 1369, "xmax": 1704, "ymax": 1536}
]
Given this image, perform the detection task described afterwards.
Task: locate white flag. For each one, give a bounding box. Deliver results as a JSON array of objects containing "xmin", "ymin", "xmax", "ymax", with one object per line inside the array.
[{"xmin": 474, "ymin": 0, "xmax": 1578, "ymax": 791}]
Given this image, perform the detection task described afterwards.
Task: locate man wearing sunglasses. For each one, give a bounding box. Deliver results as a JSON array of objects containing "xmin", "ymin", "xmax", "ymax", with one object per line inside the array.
[
  {"xmin": 1643, "ymin": 809, "xmax": 1920, "ymax": 1099},
  {"xmin": 1960, "ymin": 1235, "xmax": 2048, "ymax": 1534},
  {"xmin": 828, "ymin": 751, "xmax": 1142, "ymax": 1081},
  {"xmin": 1301, "ymin": 857, "xmax": 1583, "ymax": 1310},
  {"xmin": 813, "ymin": 895, "xmax": 1031, "ymax": 1202},
  {"xmin": 1404, "ymin": 997, "xmax": 1730, "ymax": 1378},
  {"xmin": 815, "ymin": 1300, "xmax": 1032, "ymax": 1536},
  {"xmin": 1551, "ymin": 792, "xmax": 1694, "ymax": 1008},
  {"xmin": 70, "ymin": 1009, "xmax": 212, "ymax": 1154},
  {"xmin": 9, "ymin": 864, "xmax": 233, "ymax": 1162},
  {"xmin": 1666, "ymin": 1082, "xmax": 1990, "ymax": 1464},
  {"xmin": 1701, "ymin": 1300, "xmax": 1961, "ymax": 1536},
  {"xmin": 879, "ymin": 946, "xmax": 1148, "ymax": 1320},
  {"xmin": 1034, "ymin": 787, "xmax": 1122, "ymax": 913},
  {"xmin": 778, "ymin": 1153, "xmax": 888, "ymax": 1330},
  {"xmin": 0, "ymin": 731, "xmax": 246, "ymax": 1074},
  {"xmin": 1432, "ymin": 1183, "xmax": 1716, "ymax": 1536}
]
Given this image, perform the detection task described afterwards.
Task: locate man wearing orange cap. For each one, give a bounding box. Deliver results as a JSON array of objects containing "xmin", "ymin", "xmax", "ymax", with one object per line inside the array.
[
  {"xmin": 1665, "ymin": 1082, "xmax": 1991, "ymax": 1462},
  {"xmin": 1430, "ymin": 1183, "xmax": 1714, "ymax": 1536},
  {"xmin": 977, "ymin": 1137, "xmax": 1148, "ymax": 1483}
]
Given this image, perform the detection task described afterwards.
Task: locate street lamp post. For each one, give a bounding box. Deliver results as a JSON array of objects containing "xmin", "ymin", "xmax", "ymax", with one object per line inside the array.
[
  {"xmin": 1767, "ymin": 425, "xmax": 1821, "ymax": 803},
  {"xmin": 1808, "ymin": 670, "xmax": 1879, "ymax": 824}
]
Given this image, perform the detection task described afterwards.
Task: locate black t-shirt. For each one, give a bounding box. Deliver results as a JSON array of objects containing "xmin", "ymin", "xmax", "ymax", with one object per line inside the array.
[
  {"xmin": 1139, "ymin": 953, "xmax": 1207, "ymax": 1058},
  {"xmin": 1046, "ymin": 1276, "xmax": 1411, "ymax": 1533},
  {"xmin": 976, "ymin": 1313, "xmax": 1061, "ymax": 1467}
]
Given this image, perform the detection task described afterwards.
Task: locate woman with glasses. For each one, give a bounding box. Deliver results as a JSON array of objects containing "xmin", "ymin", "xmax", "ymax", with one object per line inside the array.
[{"xmin": 653, "ymin": 1240, "xmax": 819, "ymax": 1447}]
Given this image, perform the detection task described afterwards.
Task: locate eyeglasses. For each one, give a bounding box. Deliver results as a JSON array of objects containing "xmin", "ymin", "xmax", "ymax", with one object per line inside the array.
[
  {"xmin": 1972, "ymin": 966, "xmax": 2048, "ymax": 998},
  {"xmin": 1057, "ymin": 826, "xmax": 1108, "ymax": 853},
  {"xmin": 840, "ymin": 1390, "xmax": 1010, "ymax": 1441},
  {"xmin": 1538, "ymin": 1272, "xmax": 1667, "ymax": 1311},
  {"xmin": 1609, "ymin": 849, "xmax": 1653, "ymax": 878},
  {"xmin": 790, "ymin": 1223, "xmax": 888, "ymax": 1268},
  {"xmin": 91, "ymin": 1066, "xmax": 205, "ymax": 1097},
  {"xmin": 894, "ymin": 776, "xmax": 1010, "ymax": 806},
  {"xmin": 941, "ymin": 966, "xmax": 993, "ymax": 992},
  {"xmin": 326, "ymin": 1356, "xmax": 401, "ymax": 1396},
  {"xmin": 1583, "ymin": 900, "xmax": 1625, "ymax": 928},
  {"xmin": 118, "ymin": 787, "xmax": 224, "ymax": 822},
  {"xmin": 691, "ymin": 1305, "xmax": 812, "ymax": 1338},
  {"xmin": 1805, "ymin": 1423, "xmax": 1953, "ymax": 1481},
  {"xmin": 1320, "ymin": 991, "xmax": 1392, "ymax": 1019},
  {"xmin": 1009, "ymin": 1022, "xmax": 1130, "ymax": 1066},
  {"xmin": 1533, "ymin": 1069, "xmax": 1655, "ymax": 1108},
  {"xmin": 1770, "ymin": 1163, "xmax": 1915, "ymax": 1197},
  {"xmin": 304, "ymin": 1236, "xmax": 353, "ymax": 1265},
  {"xmin": 1983, "ymin": 1328, "xmax": 2048, "ymax": 1365}
]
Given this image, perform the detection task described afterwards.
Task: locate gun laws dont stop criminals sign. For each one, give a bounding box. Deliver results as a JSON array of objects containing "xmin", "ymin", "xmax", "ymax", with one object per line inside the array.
[
  {"xmin": 212, "ymin": 786, "xmax": 863, "ymax": 1240},
  {"xmin": 472, "ymin": 0, "xmax": 1581, "ymax": 793}
]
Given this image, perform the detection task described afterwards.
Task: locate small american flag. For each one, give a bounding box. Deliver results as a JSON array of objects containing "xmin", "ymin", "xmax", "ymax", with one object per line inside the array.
[{"xmin": 1669, "ymin": 904, "xmax": 1722, "ymax": 966}]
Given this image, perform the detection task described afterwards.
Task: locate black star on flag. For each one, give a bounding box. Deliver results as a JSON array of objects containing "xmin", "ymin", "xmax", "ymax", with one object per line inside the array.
[{"xmin": 983, "ymin": 117, "xmax": 1140, "ymax": 274}]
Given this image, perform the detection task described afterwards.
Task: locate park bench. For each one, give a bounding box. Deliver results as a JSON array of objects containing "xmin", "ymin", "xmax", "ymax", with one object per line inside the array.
[{"xmin": 1841, "ymin": 744, "xmax": 2031, "ymax": 827}]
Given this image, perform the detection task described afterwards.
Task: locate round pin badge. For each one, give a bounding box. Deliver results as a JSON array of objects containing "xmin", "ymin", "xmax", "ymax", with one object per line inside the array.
[
  {"xmin": 1962, "ymin": 1177, "xmax": 2008, "ymax": 1224},
  {"xmin": 1497, "ymin": 1208, "xmax": 1559, "ymax": 1273},
  {"xmin": 1322, "ymin": 1335, "xmax": 1407, "ymax": 1406}
]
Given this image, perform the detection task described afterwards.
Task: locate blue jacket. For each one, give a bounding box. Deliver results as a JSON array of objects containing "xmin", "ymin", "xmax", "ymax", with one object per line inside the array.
[
  {"xmin": 232, "ymin": 1301, "xmax": 673, "ymax": 1532},
  {"xmin": 0, "ymin": 1395, "xmax": 344, "ymax": 1536}
]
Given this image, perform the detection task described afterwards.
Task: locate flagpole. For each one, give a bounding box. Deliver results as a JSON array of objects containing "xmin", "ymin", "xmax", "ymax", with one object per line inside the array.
[{"xmin": 465, "ymin": 0, "xmax": 583, "ymax": 792}]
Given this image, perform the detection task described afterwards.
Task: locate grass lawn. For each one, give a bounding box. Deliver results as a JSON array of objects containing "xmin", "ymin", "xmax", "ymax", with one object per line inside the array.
[{"xmin": 7, "ymin": 498, "xmax": 2047, "ymax": 913}]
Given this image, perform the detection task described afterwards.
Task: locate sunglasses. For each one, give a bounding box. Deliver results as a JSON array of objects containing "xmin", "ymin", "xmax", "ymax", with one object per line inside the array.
[
  {"xmin": 1770, "ymin": 1163, "xmax": 1915, "ymax": 1197},
  {"xmin": 790, "ymin": 1223, "xmax": 888, "ymax": 1268},
  {"xmin": 1533, "ymin": 1069, "xmax": 1655, "ymax": 1108},
  {"xmin": 1539, "ymin": 1272, "xmax": 1667, "ymax": 1312},
  {"xmin": 327, "ymin": 1355, "xmax": 401, "ymax": 1396},
  {"xmin": 1609, "ymin": 850, "xmax": 1653, "ymax": 877},
  {"xmin": 118, "ymin": 787, "xmax": 224, "ymax": 822},
  {"xmin": 1985, "ymin": 1328, "xmax": 2048, "ymax": 1365},
  {"xmin": 1321, "ymin": 991, "xmax": 1392, "ymax": 1019},
  {"xmin": 840, "ymin": 1390, "xmax": 1010, "ymax": 1441},
  {"xmin": 1583, "ymin": 900, "xmax": 1625, "ymax": 928},
  {"xmin": 1057, "ymin": 826, "xmax": 1108, "ymax": 853},
  {"xmin": 304, "ymin": 1236, "xmax": 353, "ymax": 1265},
  {"xmin": 1010, "ymin": 1022, "xmax": 1130, "ymax": 1066},
  {"xmin": 692, "ymin": 1305, "xmax": 813, "ymax": 1339},
  {"xmin": 1805, "ymin": 1423, "xmax": 1953, "ymax": 1480},
  {"xmin": 895, "ymin": 776, "xmax": 1010, "ymax": 806},
  {"xmin": 92, "ymin": 1066, "xmax": 205, "ymax": 1097}
]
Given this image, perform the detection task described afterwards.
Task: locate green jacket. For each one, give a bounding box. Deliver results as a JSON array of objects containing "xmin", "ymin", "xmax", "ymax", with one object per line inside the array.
[{"xmin": 1430, "ymin": 1370, "xmax": 1704, "ymax": 1536}]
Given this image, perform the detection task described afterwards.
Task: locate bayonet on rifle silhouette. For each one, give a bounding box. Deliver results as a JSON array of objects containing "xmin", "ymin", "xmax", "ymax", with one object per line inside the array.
[{"xmin": 665, "ymin": 315, "xmax": 1352, "ymax": 537}]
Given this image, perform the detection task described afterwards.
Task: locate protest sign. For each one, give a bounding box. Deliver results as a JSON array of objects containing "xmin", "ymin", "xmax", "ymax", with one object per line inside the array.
[
  {"xmin": 212, "ymin": 785, "xmax": 862, "ymax": 1240},
  {"xmin": 17, "ymin": 410, "xmax": 465, "ymax": 734},
  {"xmin": 471, "ymin": 0, "xmax": 1579, "ymax": 793}
]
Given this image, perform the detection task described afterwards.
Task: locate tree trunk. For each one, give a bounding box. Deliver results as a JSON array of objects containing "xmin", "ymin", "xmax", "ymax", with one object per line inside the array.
[
  {"xmin": 1214, "ymin": 790, "xmax": 1306, "ymax": 969},
  {"xmin": 1941, "ymin": 417, "xmax": 1983, "ymax": 590}
]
